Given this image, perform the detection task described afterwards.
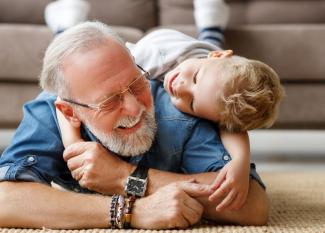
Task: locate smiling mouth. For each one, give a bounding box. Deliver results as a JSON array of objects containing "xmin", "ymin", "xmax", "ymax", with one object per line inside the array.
[
  {"xmin": 117, "ymin": 119, "xmax": 142, "ymax": 131},
  {"xmin": 168, "ymin": 73, "xmax": 179, "ymax": 96},
  {"xmin": 115, "ymin": 110, "xmax": 143, "ymax": 131},
  {"xmin": 116, "ymin": 117, "xmax": 143, "ymax": 135},
  {"xmin": 117, "ymin": 119, "xmax": 140, "ymax": 129}
]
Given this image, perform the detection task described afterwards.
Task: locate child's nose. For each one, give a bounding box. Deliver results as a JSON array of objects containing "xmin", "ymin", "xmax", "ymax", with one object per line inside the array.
[{"xmin": 175, "ymin": 80, "xmax": 191, "ymax": 97}]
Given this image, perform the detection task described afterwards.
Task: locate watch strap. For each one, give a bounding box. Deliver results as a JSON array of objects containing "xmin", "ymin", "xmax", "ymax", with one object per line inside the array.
[{"xmin": 130, "ymin": 164, "xmax": 148, "ymax": 180}]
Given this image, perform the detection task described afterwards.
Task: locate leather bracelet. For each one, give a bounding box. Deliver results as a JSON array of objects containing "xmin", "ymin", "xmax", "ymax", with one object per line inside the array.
[{"xmin": 124, "ymin": 195, "xmax": 136, "ymax": 229}]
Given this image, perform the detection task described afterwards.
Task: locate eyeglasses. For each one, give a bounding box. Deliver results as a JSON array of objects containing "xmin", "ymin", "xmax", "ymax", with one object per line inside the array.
[{"xmin": 62, "ymin": 65, "xmax": 150, "ymax": 113}]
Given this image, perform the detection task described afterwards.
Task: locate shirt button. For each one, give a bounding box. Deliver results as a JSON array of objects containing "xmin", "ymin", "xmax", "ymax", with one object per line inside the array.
[
  {"xmin": 223, "ymin": 155, "xmax": 230, "ymax": 161},
  {"xmin": 27, "ymin": 156, "xmax": 35, "ymax": 163}
]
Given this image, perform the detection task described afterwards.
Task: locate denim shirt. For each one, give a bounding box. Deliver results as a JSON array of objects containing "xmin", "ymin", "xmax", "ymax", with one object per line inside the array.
[{"xmin": 0, "ymin": 81, "xmax": 231, "ymax": 192}]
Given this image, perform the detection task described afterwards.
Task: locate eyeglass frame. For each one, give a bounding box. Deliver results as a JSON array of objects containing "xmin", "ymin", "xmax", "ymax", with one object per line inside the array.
[{"xmin": 62, "ymin": 65, "xmax": 150, "ymax": 112}]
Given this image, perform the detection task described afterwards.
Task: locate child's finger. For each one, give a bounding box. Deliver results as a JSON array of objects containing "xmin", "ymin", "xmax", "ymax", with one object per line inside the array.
[
  {"xmin": 216, "ymin": 189, "xmax": 237, "ymax": 212},
  {"xmin": 71, "ymin": 166, "xmax": 85, "ymax": 181},
  {"xmin": 63, "ymin": 141, "xmax": 89, "ymax": 161},
  {"xmin": 209, "ymin": 181, "xmax": 229, "ymax": 202},
  {"xmin": 210, "ymin": 168, "xmax": 227, "ymax": 190},
  {"xmin": 180, "ymin": 180, "xmax": 213, "ymax": 198},
  {"xmin": 66, "ymin": 152, "xmax": 86, "ymax": 171}
]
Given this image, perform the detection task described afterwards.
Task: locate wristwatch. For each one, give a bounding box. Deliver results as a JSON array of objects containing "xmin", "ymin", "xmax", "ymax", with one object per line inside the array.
[{"xmin": 124, "ymin": 165, "xmax": 149, "ymax": 197}]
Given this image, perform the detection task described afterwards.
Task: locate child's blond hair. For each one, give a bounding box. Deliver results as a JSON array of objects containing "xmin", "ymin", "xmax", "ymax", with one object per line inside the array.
[{"xmin": 217, "ymin": 56, "xmax": 285, "ymax": 132}]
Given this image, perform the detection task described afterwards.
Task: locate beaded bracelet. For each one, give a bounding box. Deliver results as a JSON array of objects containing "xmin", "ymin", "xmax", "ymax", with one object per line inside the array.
[
  {"xmin": 115, "ymin": 195, "xmax": 126, "ymax": 229},
  {"xmin": 110, "ymin": 194, "xmax": 119, "ymax": 229},
  {"xmin": 110, "ymin": 194, "xmax": 136, "ymax": 229}
]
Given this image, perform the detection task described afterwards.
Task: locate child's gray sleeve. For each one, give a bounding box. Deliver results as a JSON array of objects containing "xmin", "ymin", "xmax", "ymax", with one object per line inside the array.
[{"xmin": 126, "ymin": 29, "xmax": 220, "ymax": 81}]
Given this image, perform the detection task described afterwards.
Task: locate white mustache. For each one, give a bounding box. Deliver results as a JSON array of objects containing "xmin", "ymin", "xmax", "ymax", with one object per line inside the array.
[{"xmin": 115, "ymin": 105, "xmax": 145, "ymax": 129}]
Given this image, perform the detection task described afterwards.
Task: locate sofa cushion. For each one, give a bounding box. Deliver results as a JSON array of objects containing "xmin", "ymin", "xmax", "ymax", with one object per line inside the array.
[
  {"xmin": 276, "ymin": 84, "xmax": 325, "ymax": 129},
  {"xmin": 0, "ymin": 24, "xmax": 52, "ymax": 82},
  {"xmin": 0, "ymin": 0, "xmax": 52, "ymax": 24},
  {"xmin": 0, "ymin": 24, "xmax": 144, "ymax": 82},
  {"xmin": 158, "ymin": 0, "xmax": 325, "ymax": 26},
  {"xmin": 88, "ymin": 0, "xmax": 157, "ymax": 31},
  {"xmin": 243, "ymin": 0, "xmax": 325, "ymax": 25},
  {"xmin": 0, "ymin": 83, "xmax": 41, "ymax": 128},
  {"xmin": 0, "ymin": 0, "xmax": 157, "ymax": 31},
  {"xmin": 224, "ymin": 24, "xmax": 325, "ymax": 81},
  {"xmin": 227, "ymin": 0, "xmax": 325, "ymax": 25},
  {"xmin": 158, "ymin": 0, "xmax": 195, "ymax": 26}
]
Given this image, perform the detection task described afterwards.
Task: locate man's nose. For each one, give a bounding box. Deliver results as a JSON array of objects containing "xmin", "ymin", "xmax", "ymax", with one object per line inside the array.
[{"xmin": 121, "ymin": 91, "xmax": 142, "ymax": 117}]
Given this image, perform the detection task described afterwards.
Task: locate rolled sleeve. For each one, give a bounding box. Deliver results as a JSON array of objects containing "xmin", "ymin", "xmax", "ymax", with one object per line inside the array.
[
  {"xmin": 181, "ymin": 120, "xmax": 229, "ymax": 174},
  {"xmin": 0, "ymin": 92, "xmax": 67, "ymax": 184}
]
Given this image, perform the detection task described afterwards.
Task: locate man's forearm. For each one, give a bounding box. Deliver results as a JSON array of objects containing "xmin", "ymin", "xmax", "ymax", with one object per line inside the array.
[
  {"xmin": 0, "ymin": 181, "xmax": 209, "ymax": 229},
  {"xmin": 0, "ymin": 182, "xmax": 109, "ymax": 229}
]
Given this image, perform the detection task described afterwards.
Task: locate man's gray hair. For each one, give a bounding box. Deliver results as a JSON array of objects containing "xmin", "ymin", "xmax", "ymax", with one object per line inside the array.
[{"xmin": 39, "ymin": 21, "xmax": 125, "ymax": 97}]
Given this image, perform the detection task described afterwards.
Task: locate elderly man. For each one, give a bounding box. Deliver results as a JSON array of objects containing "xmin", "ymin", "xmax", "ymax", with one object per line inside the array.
[{"xmin": 0, "ymin": 22, "xmax": 268, "ymax": 229}]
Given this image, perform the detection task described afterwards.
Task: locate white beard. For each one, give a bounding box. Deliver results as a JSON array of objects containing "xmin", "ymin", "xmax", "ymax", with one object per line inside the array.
[{"xmin": 84, "ymin": 106, "xmax": 157, "ymax": 157}]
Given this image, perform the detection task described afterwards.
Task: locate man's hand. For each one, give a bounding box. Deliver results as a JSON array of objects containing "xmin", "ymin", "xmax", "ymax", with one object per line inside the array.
[
  {"xmin": 209, "ymin": 159, "xmax": 250, "ymax": 212},
  {"xmin": 132, "ymin": 180, "xmax": 212, "ymax": 229},
  {"xmin": 63, "ymin": 141, "xmax": 133, "ymax": 195}
]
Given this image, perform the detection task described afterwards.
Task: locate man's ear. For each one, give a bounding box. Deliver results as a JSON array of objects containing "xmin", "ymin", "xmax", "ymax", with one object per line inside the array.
[
  {"xmin": 208, "ymin": 50, "xmax": 233, "ymax": 59},
  {"xmin": 55, "ymin": 99, "xmax": 81, "ymax": 128}
]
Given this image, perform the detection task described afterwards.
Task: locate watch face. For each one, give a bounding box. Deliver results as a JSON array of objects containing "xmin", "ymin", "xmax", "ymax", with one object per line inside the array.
[{"xmin": 125, "ymin": 177, "xmax": 147, "ymax": 197}]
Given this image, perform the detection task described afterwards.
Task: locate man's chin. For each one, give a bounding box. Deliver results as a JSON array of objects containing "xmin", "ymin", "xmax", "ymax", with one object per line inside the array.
[
  {"xmin": 100, "ymin": 124, "xmax": 156, "ymax": 157},
  {"xmin": 86, "ymin": 108, "xmax": 157, "ymax": 157}
]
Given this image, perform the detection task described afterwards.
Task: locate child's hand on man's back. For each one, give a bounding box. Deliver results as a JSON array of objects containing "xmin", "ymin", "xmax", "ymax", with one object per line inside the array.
[{"xmin": 208, "ymin": 159, "xmax": 250, "ymax": 212}]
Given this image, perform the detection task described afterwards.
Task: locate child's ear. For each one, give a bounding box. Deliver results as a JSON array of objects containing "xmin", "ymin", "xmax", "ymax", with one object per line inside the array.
[
  {"xmin": 55, "ymin": 98, "xmax": 81, "ymax": 128},
  {"xmin": 208, "ymin": 50, "xmax": 233, "ymax": 59}
]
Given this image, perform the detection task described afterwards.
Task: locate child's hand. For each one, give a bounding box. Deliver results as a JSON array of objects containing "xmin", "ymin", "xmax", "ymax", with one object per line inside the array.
[{"xmin": 209, "ymin": 159, "xmax": 250, "ymax": 212}]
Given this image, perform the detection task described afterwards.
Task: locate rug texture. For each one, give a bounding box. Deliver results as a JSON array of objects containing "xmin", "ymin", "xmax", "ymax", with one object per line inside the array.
[{"xmin": 1, "ymin": 171, "xmax": 324, "ymax": 233}]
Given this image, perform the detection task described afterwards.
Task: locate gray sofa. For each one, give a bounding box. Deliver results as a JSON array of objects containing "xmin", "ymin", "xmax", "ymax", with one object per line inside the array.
[{"xmin": 1, "ymin": 0, "xmax": 325, "ymax": 129}]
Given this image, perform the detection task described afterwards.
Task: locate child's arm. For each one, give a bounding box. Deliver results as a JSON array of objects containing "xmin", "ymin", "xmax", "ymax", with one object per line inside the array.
[
  {"xmin": 209, "ymin": 131, "xmax": 250, "ymax": 211},
  {"xmin": 56, "ymin": 107, "xmax": 83, "ymax": 148},
  {"xmin": 220, "ymin": 130, "xmax": 250, "ymax": 163}
]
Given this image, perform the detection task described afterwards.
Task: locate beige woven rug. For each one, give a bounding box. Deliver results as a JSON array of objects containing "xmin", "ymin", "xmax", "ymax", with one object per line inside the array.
[{"xmin": 1, "ymin": 171, "xmax": 325, "ymax": 233}]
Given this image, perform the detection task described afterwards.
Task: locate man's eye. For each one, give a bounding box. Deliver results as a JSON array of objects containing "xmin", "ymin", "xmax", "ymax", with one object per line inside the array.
[
  {"xmin": 131, "ymin": 84, "xmax": 145, "ymax": 95},
  {"xmin": 100, "ymin": 95, "xmax": 120, "ymax": 111}
]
